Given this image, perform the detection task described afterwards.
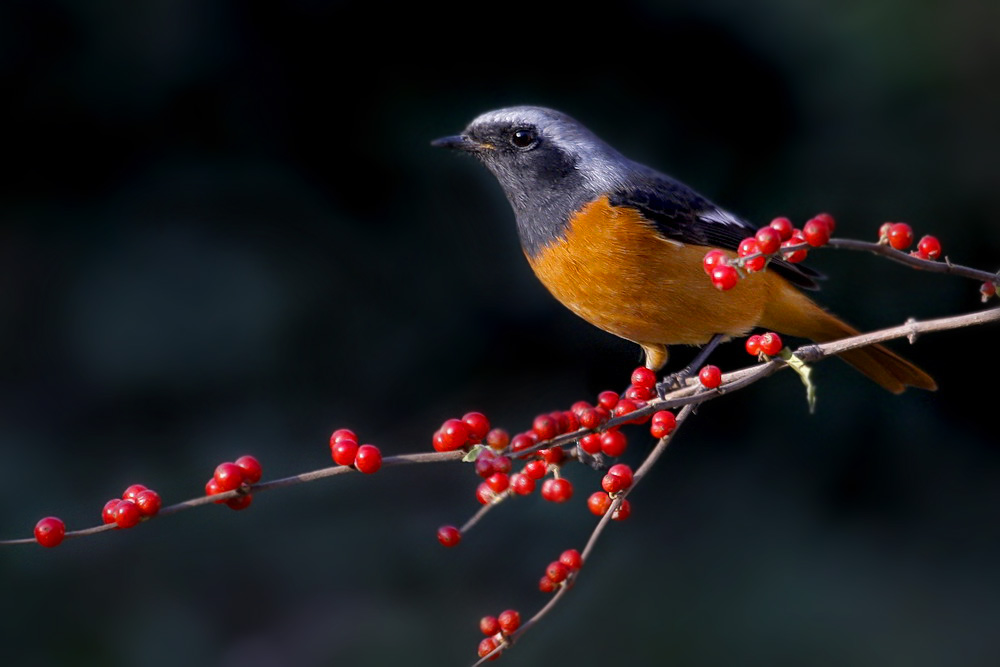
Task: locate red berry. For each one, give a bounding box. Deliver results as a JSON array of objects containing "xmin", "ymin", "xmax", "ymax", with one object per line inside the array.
[
  {"xmin": 476, "ymin": 482, "xmax": 497, "ymax": 505},
  {"xmin": 578, "ymin": 408, "xmax": 601, "ymax": 429},
  {"xmin": 571, "ymin": 400, "xmax": 593, "ymax": 415},
  {"xmin": 214, "ymin": 462, "xmax": 245, "ymax": 492},
  {"xmin": 34, "ymin": 516, "xmax": 66, "ymax": 548},
  {"xmin": 650, "ymin": 410, "xmax": 677, "ymax": 438},
  {"xmin": 462, "ymin": 412, "xmax": 491, "ymax": 440},
  {"xmin": 758, "ymin": 332, "xmax": 783, "ymax": 356},
  {"xmin": 330, "ymin": 428, "xmax": 357, "ymax": 446},
  {"xmin": 781, "ymin": 230, "xmax": 809, "ymax": 263},
  {"xmin": 354, "ymin": 444, "xmax": 382, "ymax": 474},
  {"xmin": 587, "ymin": 491, "xmax": 612, "ymax": 516},
  {"xmin": 600, "ymin": 430, "xmax": 627, "ymax": 457},
  {"xmin": 754, "ymin": 226, "xmax": 782, "ymax": 255},
  {"xmin": 802, "ymin": 217, "xmax": 831, "ymax": 247},
  {"xmin": 539, "ymin": 447, "xmax": 565, "ymax": 466},
  {"xmin": 982, "ymin": 282, "xmax": 997, "ymax": 301},
  {"xmin": 478, "ymin": 637, "xmax": 501, "ymax": 661},
  {"xmin": 612, "ymin": 398, "xmax": 640, "ymax": 420},
  {"xmin": 532, "ymin": 414, "xmax": 558, "ymax": 441},
  {"xmin": 887, "ymin": 223, "xmax": 914, "ymax": 250},
  {"xmin": 579, "ymin": 433, "xmax": 602, "ymax": 455},
  {"xmin": 134, "ymin": 489, "xmax": 162, "ymax": 517},
  {"xmin": 769, "ymin": 216, "xmax": 794, "ymax": 240},
  {"xmin": 225, "ymin": 494, "xmax": 253, "ymax": 511},
  {"xmin": 607, "ymin": 463, "xmax": 634, "ymax": 489},
  {"xmin": 546, "ymin": 560, "xmax": 570, "ymax": 583},
  {"xmin": 602, "ymin": 473, "xmax": 626, "ymax": 494},
  {"xmin": 474, "ymin": 452, "xmax": 497, "ymax": 478},
  {"xmin": 509, "ymin": 432, "xmax": 537, "ymax": 457},
  {"xmin": 437, "ymin": 525, "xmax": 462, "ymax": 548},
  {"xmin": 539, "ymin": 575, "xmax": 557, "ymax": 593},
  {"xmin": 745, "ymin": 334, "xmax": 762, "ymax": 356},
  {"xmin": 710, "ymin": 264, "xmax": 740, "ymax": 291},
  {"xmin": 205, "ymin": 476, "xmax": 225, "ymax": 501},
  {"xmin": 332, "ymin": 439, "xmax": 360, "ymax": 466},
  {"xmin": 491, "ymin": 455, "xmax": 512, "ymax": 475},
  {"xmin": 917, "ymin": 235, "xmax": 942, "ymax": 260},
  {"xmin": 486, "ymin": 472, "xmax": 509, "ymax": 494},
  {"xmin": 480, "ymin": 615, "xmax": 500, "ymax": 636},
  {"xmin": 510, "ymin": 473, "xmax": 535, "ymax": 495},
  {"xmin": 814, "ymin": 212, "xmax": 836, "ymax": 233},
  {"xmin": 431, "ymin": 431, "xmax": 448, "ymax": 452},
  {"xmin": 113, "ymin": 499, "xmax": 142, "ymax": 528},
  {"xmin": 122, "ymin": 484, "xmax": 147, "ymax": 501},
  {"xmin": 612, "ymin": 498, "xmax": 632, "ymax": 521},
  {"xmin": 596, "ymin": 390, "xmax": 619, "ymax": 410},
  {"xmin": 561, "ymin": 410, "xmax": 580, "ymax": 433},
  {"xmin": 497, "ymin": 609, "xmax": 521, "ymax": 634},
  {"xmin": 438, "ymin": 419, "xmax": 470, "ymax": 451},
  {"xmin": 541, "ymin": 478, "xmax": 573, "ymax": 503},
  {"xmin": 702, "ymin": 249, "xmax": 729, "ymax": 274},
  {"xmin": 738, "ymin": 237, "xmax": 765, "ymax": 272},
  {"xmin": 624, "ymin": 384, "xmax": 655, "ymax": 401},
  {"xmin": 559, "ymin": 548, "xmax": 584, "ymax": 570},
  {"xmin": 879, "ymin": 222, "xmax": 893, "ymax": 240},
  {"xmin": 550, "ymin": 411, "xmax": 571, "ymax": 435},
  {"xmin": 631, "ymin": 366, "xmax": 657, "ymax": 389},
  {"xmin": 698, "ymin": 365, "xmax": 722, "ymax": 389},
  {"xmin": 523, "ymin": 459, "xmax": 548, "ymax": 480},
  {"xmin": 234, "ymin": 455, "xmax": 262, "ymax": 484},
  {"xmin": 102, "ymin": 499, "xmax": 119, "ymax": 524},
  {"xmin": 485, "ymin": 428, "xmax": 510, "ymax": 451}
]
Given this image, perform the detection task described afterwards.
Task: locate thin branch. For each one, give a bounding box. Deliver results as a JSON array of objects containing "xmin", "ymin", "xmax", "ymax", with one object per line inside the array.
[
  {"xmin": 4, "ymin": 307, "xmax": 997, "ymax": 548},
  {"xmin": 485, "ymin": 403, "xmax": 697, "ymax": 664},
  {"xmin": 827, "ymin": 238, "xmax": 999, "ymax": 284}
]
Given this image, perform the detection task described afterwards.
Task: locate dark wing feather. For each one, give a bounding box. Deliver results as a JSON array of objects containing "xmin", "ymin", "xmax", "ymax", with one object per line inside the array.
[{"xmin": 608, "ymin": 171, "xmax": 821, "ymax": 290}]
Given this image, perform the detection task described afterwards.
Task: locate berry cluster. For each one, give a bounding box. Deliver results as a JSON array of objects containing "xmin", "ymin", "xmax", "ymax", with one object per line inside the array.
[
  {"xmin": 586, "ymin": 463, "xmax": 634, "ymax": 522},
  {"xmin": 538, "ymin": 548, "xmax": 584, "ymax": 593},
  {"xmin": 432, "ymin": 412, "xmax": 492, "ymax": 452},
  {"xmin": 704, "ymin": 213, "xmax": 836, "ymax": 291},
  {"xmin": 745, "ymin": 331, "xmax": 784, "ymax": 358},
  {"xmin": 878, "ymin": 222, "xmax": 943, "ymax": 260},
  {"xmin": 437, "ymin": 367, "xmax": 687, "ymax": 572},
  {"xmin": 329, "ymin": 429, "xmax": 383, "ymax": 474},
  {"xmin": 477, "ymin": 609, "xmax": 520, "ymax": 661},
  {"xmin": 205, "ymin": 455, "xmax": 263, "ymax": 510},
  {"xmin": 103, "ymin": 484, "xmax": 163, "ymax": 528}
]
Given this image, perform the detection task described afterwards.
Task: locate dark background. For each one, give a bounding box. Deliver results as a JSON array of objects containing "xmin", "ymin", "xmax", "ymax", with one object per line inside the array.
[{"xmin": 1, "ymin": 1, "xmax": 998, "ymax": 666}]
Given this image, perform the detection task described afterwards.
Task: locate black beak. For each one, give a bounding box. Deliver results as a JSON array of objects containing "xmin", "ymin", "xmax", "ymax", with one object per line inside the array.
[{"xmin": 431, "ymin": 134, "xmax": 481, "ymax": 152}]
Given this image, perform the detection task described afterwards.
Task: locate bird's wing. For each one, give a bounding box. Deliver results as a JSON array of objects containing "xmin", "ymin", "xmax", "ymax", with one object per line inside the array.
[{"xmin": 608, "ymin": 171, "xmax": 822, "ymax": 290}]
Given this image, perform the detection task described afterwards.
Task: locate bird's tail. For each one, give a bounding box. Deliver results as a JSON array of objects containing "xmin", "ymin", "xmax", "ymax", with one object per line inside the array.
[{"xmin": 759, "ymin": 283, "xmax": 936, "ymax": 394}]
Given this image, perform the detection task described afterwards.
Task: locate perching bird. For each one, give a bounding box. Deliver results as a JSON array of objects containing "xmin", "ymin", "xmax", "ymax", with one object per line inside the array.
[{"xmin": 433, "ymin": 106, "xmax": 935, "ymax": 393}]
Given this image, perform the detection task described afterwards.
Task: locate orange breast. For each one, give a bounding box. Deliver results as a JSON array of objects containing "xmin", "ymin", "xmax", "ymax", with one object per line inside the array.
[{"xmin": 526, "ymin": 196, "xmax": 782, "ymax": 349}]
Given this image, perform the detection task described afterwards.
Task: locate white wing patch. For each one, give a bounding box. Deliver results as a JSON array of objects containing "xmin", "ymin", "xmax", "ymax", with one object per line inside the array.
[{"xmin": 698, "ymin": 207, "xmax": 752, "ymax": 229}]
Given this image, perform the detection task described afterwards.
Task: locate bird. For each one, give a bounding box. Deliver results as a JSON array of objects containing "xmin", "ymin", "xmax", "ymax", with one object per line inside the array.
[{"xmin": 432, "ymin": 106, "xmax": 936, "ymax": 394}]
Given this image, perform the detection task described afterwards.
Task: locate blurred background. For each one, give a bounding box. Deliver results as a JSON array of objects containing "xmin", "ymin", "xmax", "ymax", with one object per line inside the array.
[{"xmin": 1, "ymin": 1, "xmax": 998, "ymax": 665}]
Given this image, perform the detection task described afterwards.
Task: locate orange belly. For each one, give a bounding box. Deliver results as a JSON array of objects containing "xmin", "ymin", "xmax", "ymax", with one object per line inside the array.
[{"xmin": 526, "ymin": 196, "xmax": 783, "ymax": 353}]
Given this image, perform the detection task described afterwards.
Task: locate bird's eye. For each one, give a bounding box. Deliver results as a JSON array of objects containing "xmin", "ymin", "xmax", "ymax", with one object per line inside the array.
[{"xmin": 509, "ymin": 128, "xmax": 538, "ymax": 149}]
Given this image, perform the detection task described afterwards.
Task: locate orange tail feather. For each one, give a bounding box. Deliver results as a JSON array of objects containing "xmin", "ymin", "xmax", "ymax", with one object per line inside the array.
[{"xmin": 760, "ymin": 282, "xmax": 936, "ymax": 394}]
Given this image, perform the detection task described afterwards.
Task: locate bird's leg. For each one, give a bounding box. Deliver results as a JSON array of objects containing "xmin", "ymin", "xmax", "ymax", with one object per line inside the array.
[{"xmin": 655, "ymin": 333, "xmax": 726, "ymax": 398}]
